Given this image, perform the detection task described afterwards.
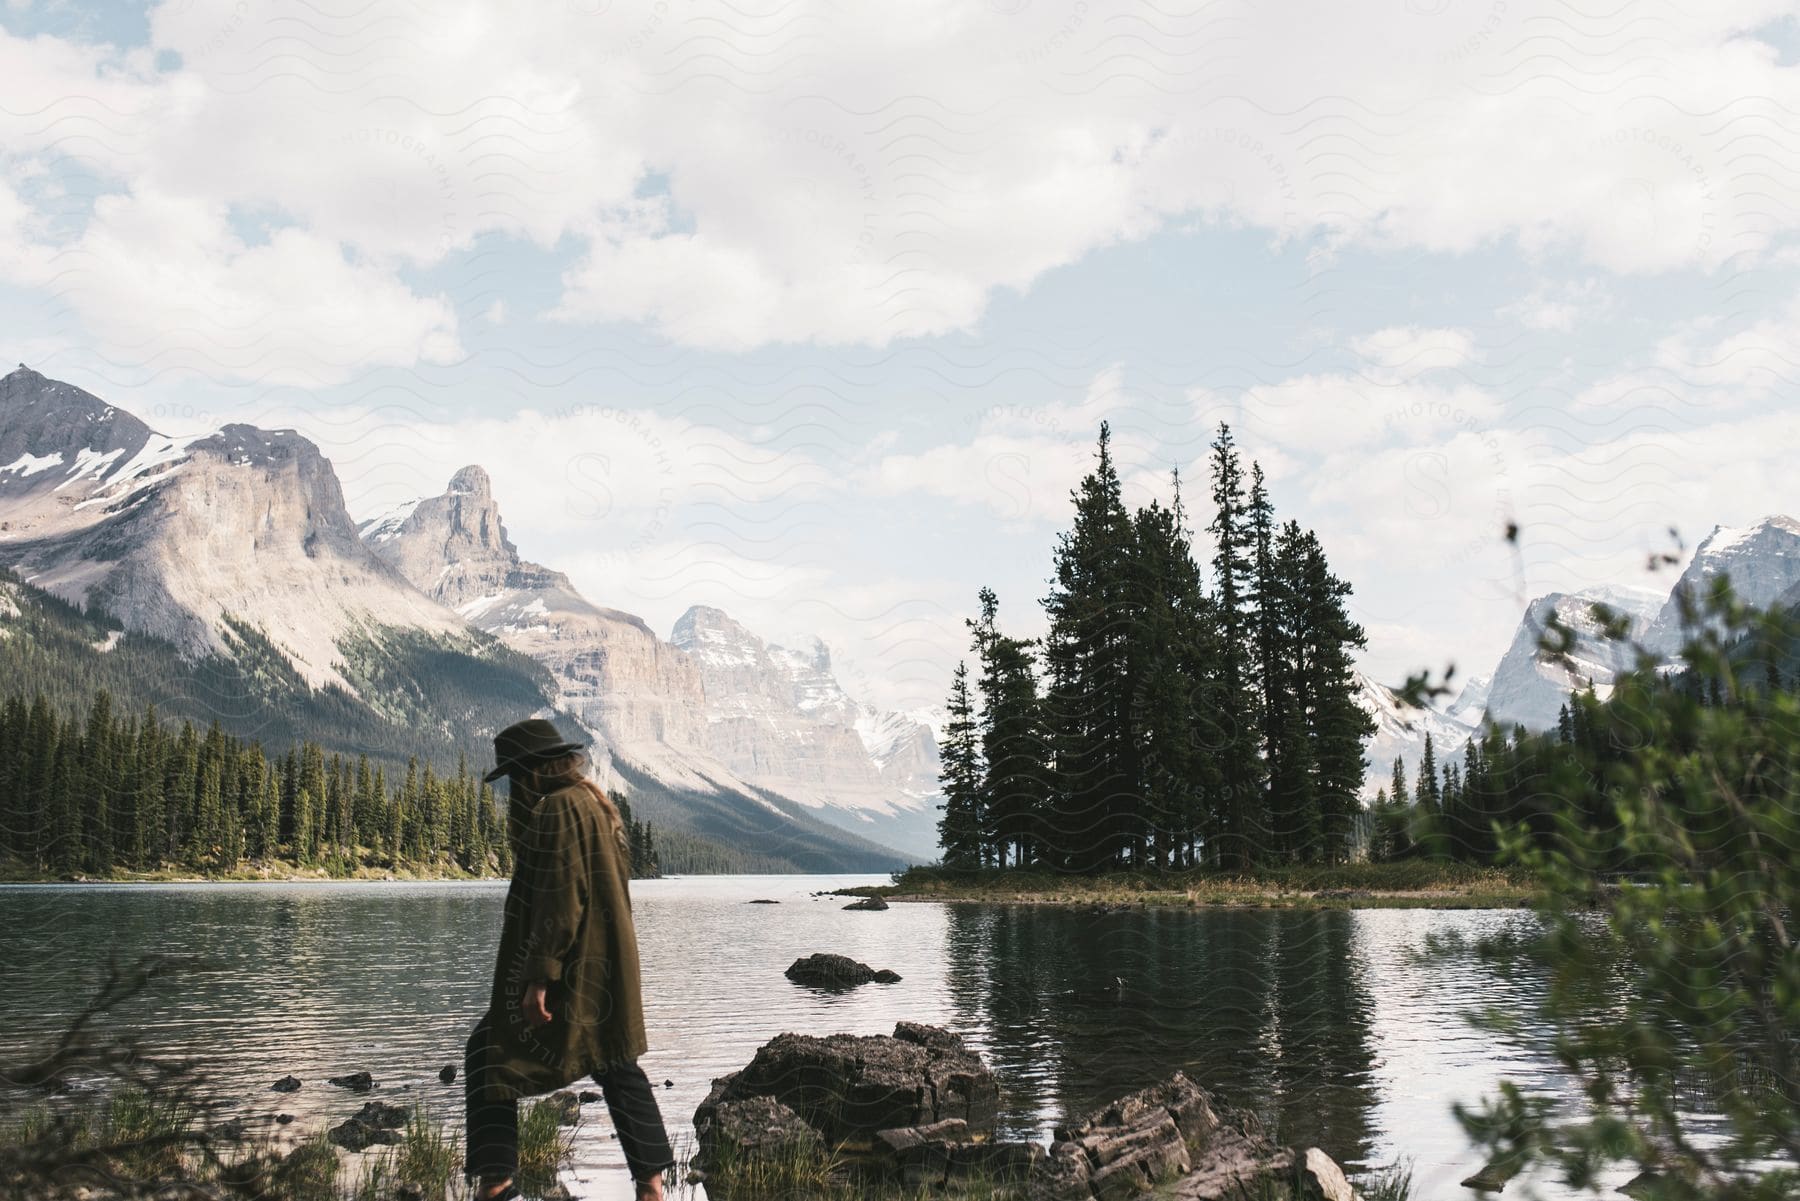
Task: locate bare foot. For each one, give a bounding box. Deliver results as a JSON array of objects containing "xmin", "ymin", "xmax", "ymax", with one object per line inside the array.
[
  {"xmin": 478, "ymin": 1178, "xmax": 514, "ymax": 1200},
  {"xmin": 634, "ymin": 1173, "xmax": 665, "ymax": 1201}
]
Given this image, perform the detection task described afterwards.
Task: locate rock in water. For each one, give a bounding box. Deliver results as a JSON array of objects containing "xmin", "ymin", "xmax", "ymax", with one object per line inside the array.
[
  {"xmin": 784, "ymin": 952, "xmax": 903, "ymax": 989},
  {"xmin": 694, "ymin": 1022, "xmax": 1000, "ymax": 1166},
  {"xmin": 326, "ymin": 1071, "xmax": 373, "ymax": 1093},
  {"xmin": 349, "ymin": 1101, "xmax": 409, "ymax": 1130},
  {"xmin": 843, "ymin": 895, "xmax": 889, "ymax": 910},
  {"xmin": 579, "ymin": 1089, "xmax": 602, "ymax": 1104},
  {"xmin": 271, "ymin": 1075, "xmax": 301, "ymax": 1093},
  {"xmin": 748, "ymin": 898, "xmax": 780, "ymax": 904},
  {"xmin": 438, "ymin": 1064, "xmax": 456, "ymax": 1084},
  {"xmin": 328, "ymin": 1115, "xmax": 404, "ymax": 1152},
  {"xmin": 539, "ymin": 1090, "xmax": 581, "ymax": 1125}
]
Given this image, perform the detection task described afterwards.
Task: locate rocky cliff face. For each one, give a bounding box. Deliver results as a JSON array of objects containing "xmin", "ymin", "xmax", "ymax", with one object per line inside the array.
[
  {"xmin": 670, "ymin": 605, "xmax": 943, "ymax": 855},
  {"xmin": 360, "ymin": 464, "xmax": 741, "ymax": 796},
  {"xmin": 363, "ymin": 468, "xmax": 941, "ymax": 858},
  {"xmin": 0, "ymin": 367, "xmax": 475, "ymax": 693},
  {"xmin": 1481, "ymin": 584, "xmax": 1666, "ymax": 733},
  {"xmin": 1644, "ymin": 515, "xmax": 1800, "ymax": 652}
]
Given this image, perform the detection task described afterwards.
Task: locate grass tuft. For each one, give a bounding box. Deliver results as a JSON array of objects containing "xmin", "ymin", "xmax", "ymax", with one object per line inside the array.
[{"xmin": 515, "ymin": 1097, "xmax": 577, "ymax": 1196}]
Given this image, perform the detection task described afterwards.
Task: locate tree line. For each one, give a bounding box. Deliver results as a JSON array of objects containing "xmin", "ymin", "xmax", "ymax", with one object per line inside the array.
[
  {"xmin": 0, "ymin": 688, "xmax": 661, "ymax": 879},
  {"xmin": 937, "ymin": 421, "xmax": 1376, "ymax": 871}
]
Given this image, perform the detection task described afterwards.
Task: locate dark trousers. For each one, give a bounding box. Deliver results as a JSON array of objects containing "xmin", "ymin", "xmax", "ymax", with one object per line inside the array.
[{"xmin": 464, "ymin": 1022, "xmax": 675, "ymax": 1184}]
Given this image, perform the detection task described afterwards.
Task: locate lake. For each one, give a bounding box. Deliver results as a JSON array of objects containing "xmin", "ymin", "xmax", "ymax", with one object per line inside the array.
[{"xmin": 0, "ymin": 876, "xmax": 1603, "ymax": 1199}]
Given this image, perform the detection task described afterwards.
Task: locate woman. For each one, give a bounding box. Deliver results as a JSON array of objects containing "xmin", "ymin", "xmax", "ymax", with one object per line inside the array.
[{"xmin": 464, "ymin": 718, "xmax": 673, "ymax": 1201}]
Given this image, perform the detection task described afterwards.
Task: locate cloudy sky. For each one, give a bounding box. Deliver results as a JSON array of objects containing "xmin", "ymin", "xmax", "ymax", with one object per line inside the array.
[{"xmin": 4, "ymin": 0, "xmax": 1798, "ymax": 713}]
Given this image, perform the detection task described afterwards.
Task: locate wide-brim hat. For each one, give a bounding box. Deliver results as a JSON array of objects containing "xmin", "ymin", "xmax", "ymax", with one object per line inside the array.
[{"xmin": 483, "ymin": 718, "xmax": 587, "ymax": 783}]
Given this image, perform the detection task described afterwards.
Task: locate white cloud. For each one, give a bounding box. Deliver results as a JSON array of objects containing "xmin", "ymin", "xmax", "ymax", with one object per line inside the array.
[
  {"xmin": 1350, "ymin": 327, "xmax": 1476, "ymax": 380},
  {"xmin": 1498, "ymin": 278, "xmax": 1615, "ymax": 333},
  {"xmin": 0, "ymin": 188, "xmax": 460, "ymax": 387},
  {"xmin": 7, "ymin": 0, "xmax": 1800, "ymax": 366}
]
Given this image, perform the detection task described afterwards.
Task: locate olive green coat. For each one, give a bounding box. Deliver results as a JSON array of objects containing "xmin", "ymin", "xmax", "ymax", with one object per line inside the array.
[{"xmin": 469, "ymin": 779, "xmax": 648, "ymax": 1104}]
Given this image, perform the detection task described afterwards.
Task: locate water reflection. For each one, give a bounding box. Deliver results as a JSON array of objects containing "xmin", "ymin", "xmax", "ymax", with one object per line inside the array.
[
  {"xmin": 942, "ymin": 906, "xmax": 1380, "ymax": 1168},
  {"xmin": 0, "ymin": 880, "xmax": 1585, "ymax": 1200}
]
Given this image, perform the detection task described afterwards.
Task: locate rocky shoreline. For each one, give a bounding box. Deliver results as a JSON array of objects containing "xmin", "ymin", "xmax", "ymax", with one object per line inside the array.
[{"xmin": 692, "ymin": 1021, "xmax": 1362, "ymax": 1200}]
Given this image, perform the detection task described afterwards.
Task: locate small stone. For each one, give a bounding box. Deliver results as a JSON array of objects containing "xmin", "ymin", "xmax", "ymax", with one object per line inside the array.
[
  {"xmin": 438, "ymin": 1064, "xmax": 456, "ymax": 1084},
  {"xmin": 579, "ymin": 1090, "xmax": 603, "ymax": 1104},
  {"xmin": 275, "ymin": 1113, "xmax": 295, "ymax": 1124},
  {"xmin": 271, "ymin": 1075, "xmax": 301, "ymax": 1093},
  {"xmin": 664, "ymin": 1079, "xmax": 673, "ymax": 1088},
  {"xmin": 748, "ymin": 898, "xmax": 780, "ymax": 904},
  {"xmin": 326, "ymin": 1071, "xmax": 374, "ymax": 1092},
  {"xmin": 349, "ymin": 1100, "xmax": 409, "ymax": 1130},
  {"xmin": 327, "ymin": 1116, "xmax": 402, "ymax": 1152},
  {"xmin": 541, "ymin": 1090, "xmax": 581, "ymax": 1125}
]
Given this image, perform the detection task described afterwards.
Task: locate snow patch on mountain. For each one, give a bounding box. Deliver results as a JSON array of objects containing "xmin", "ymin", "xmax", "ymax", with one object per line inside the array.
[
  {"xmin": 3, "ymin": 451, "xmax": 63, "ymax": 477},
  {"xmin": 1356, "ymin": 670, "xmax": 1480, "ymax": 798}
]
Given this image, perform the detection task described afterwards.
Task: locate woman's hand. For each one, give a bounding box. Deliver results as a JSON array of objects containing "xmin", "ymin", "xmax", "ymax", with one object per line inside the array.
[{"xmin": 523, "ymin": 982, "xmax": 553, "ymax": 1027}]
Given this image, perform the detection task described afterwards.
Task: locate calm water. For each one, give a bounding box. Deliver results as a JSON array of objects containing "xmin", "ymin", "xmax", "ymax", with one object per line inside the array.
[{"xmin": 0, "ymin": 877, "xmax": 1606, "ymax": 1199}]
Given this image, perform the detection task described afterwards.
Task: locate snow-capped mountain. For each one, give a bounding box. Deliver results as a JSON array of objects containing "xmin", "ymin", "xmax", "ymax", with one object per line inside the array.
[
  {"xmin": 669, "ymin": 605, "xmax": 943, "ymax": 857},
  {"xmin": 1482, "ymin": 584, "xmax": 1666, "ymax": 733},
  {"xmin": 1369, "ymin": 514, "xmax": 1800, "ymax": 791},
  {"xmin": 363, "ymin": 467, "xmax": 940, "ymax": 860},
  {"xmin": 0, "ymin": 371, "xmax": 907, "ymax": 870},
  {"xmin": 360, "ymin": 464, "xmax": 743, "ymax": 797},
  {"xmin": 0, "ymin": 366, "xmax": 487, "ymax": 695},
  {"xmin": 1645, "ymin": 516, "xmax": 1800, "ymax": 653},
  {"xmin": 1356, "ymin": 670, "xmax": 1483, "ymax": 798}
]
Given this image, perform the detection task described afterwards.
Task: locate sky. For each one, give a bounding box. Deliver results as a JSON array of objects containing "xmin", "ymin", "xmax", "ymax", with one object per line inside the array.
[{"xmin": 3, "ymin": 0, "xmax": 1799, "ymax": 715}]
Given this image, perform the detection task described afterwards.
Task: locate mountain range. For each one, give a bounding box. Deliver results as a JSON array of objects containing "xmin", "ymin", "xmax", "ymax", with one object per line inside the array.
[
  {"xmin": 0, "ymin": 366, "xmax": 931, "ymax": 870},
  {"xmin": 1361, "ymin": 514, "xmax": 1800, "ymax": 794},
  {"xmin": 6, "ymin": 364, "xmax": 1791, "ymax": 849}
]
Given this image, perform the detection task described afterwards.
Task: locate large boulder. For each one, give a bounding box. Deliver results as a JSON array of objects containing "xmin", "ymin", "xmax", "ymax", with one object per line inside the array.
[
  {"xmin": 694, "ymin": 1022, "xmax": 999, "ymax": 1152},
  {"xmin": 784, "ymin": 952, "xmax": 902, "ymax": 989},
  {"xmin": 693, "ymin": 1024, "xmax": 1363, "ymax": 1201}
]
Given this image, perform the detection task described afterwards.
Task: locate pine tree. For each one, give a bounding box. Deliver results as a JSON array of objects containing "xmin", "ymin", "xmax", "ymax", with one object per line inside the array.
[
  {"xmin": 967, "ymin": 588, "xmax": 1046, "ymax": 868},
  {"xmin": 1205, "ymin": 423, "xmax": 1262, "ymax": 868},
  {"xmin": 1261, "ymin": 518, "xmax": 1314, "ymax": 862},
  {"xmin": 1293, "ymin": 528, "xmax": 1375, "ymax": 863},
  {"xmin": 936, "ymin": 661, "xmax": 984, "ymax": 869},
  {"xmin": 1038, "ymin": 422, "xmax": 1137, "ymax": 872},
  {"xmin": 1126, "ymin": 488, "xmax": 1207, "ymax": 869},
  {"xmin": 81, "ymin": 690, "xmax": 118, "ymax": 873},
  {"xmin": 47, "ymin": 734, "xmax": 80, "ymax": 874}
]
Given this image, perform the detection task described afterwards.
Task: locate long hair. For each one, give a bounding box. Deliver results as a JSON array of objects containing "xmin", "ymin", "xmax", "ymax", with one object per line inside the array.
[{"xmin": 503, "ymin": 750, "xmax": 623, "ymax": 865}]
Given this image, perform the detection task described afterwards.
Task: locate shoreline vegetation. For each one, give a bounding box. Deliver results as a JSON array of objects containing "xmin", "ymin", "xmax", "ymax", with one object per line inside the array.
[
  {"xmin": 834, "ymin": 862, "xmax": 1542, "ymax": 910},
  {"xmin": 0, "ymin": 858, "xmax": 1542, "ymax": 908}
]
